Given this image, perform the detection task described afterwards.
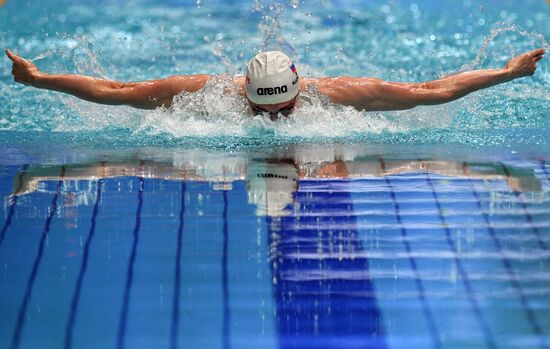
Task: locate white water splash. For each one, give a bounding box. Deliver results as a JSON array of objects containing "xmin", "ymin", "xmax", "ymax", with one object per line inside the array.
[
  {"xmin": 458, "ymin": 24, "xmax": 549, "ymax": 73},
  {"xmin": 132, "ymin": 76, "xmax": 399, "ymax": 138},
  {"xmin": 3, "ymin": 2, "xmax": 548, "ymax": 143}
]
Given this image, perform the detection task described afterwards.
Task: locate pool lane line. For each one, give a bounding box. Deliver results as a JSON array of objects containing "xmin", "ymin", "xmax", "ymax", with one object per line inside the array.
[
  {"xmin": 378, "ymin": 158, "xmax": 441, "ymax": 349},
  {"xmin": 64, "ymin": 165, "xmax": 105, "ymax": 349},
  {"xmin": 222, "ymin": 190, "xmax": 231, "ymax": 349},
  {"xmin": 499, "ymin": 163, "xmax": 549, "ymax": 251},
  {"xmin": 465, "ymin": 164, "xmax": 548, "ymax": 349},
  {"xmin": 423, "ymin": 170, "xmax": 498, "ymax": 349},
  {"xmin": 0, "ymin": 164, "xmax": 29, "ymax": 249},
  {"xmin": 116, "ymin": 175, "xmax": 144, "ymax": 349},
  {"xmin": 10, "ymin": 165, "xmax": 66, "ymax": 349},
  {"xmin": 540, "ymin": 161, "xmax": 550, "ymax": 181},
  {"xmin": 170, "ymin": 181, "xmax": 186, "ymax": 349}
]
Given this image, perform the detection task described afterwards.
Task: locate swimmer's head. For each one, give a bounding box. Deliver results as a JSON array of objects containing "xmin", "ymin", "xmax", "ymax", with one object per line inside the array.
[{"xmin": 245, "ymin": 51, "xmax": 300, "ymax": 105}]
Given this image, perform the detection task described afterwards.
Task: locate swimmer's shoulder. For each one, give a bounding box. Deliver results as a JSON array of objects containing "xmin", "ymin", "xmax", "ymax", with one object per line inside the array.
[
  {"xmin": 233, "ymin": 76, "xmax": 246, "ymax": 96},
  {"xmin": 233, "ymin": 75, "xmax": 245, "ymax": 86},
  {"xmin": 299, "ymin": 76, "xmax": 382, "ymax": 90},
  {"xmin": 298, "ymin": 76, "xmax": 385, "ymax": 108},
  {"xmin": 299, "ymin": 77, "xmax": 318, "ymax": 89}
]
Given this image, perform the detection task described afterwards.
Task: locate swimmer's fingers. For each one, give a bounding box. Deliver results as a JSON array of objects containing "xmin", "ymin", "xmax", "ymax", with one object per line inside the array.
[
  {"xmin": 5, "ymin": 48, "xmax": 16, "ymax": 61},
  {"xmin": 528, "ymin": 48, "xmax": 544, "ymax": 62},
  {"xmin": 6, "ymin": 49, "xmax": 35, "ymax": 67},
  {"xmin": 6, "ymin": 49, "xmax": 39, "ymax": 86},
  {"xmin": 504, "ymin": 49, "xmax": 545, "ymax": 78},
  {"xmin": 5, "ymin": 48, "xmax": 23, "ymax": 63},
  {"xmin": 7, "ymin": 49, "xmax": 32, "ymax": 66},
  {"xmin": 529, "ymin": 48, "xmax": 544, "ymax": 58}
]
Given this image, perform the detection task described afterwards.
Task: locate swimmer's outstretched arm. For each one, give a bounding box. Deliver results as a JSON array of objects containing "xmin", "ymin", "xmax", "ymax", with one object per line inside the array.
[
  {"xmin": 317, "ymin": 48, "xmax": 545, "ymax": 111},
  {"xmin": 5, "ymin": 49, "xmax": 209, "ymax": 109}
]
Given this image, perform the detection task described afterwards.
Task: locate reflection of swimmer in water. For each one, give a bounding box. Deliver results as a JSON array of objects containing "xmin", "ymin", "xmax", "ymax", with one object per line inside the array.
[
  {"xmin": 6, "ymin": 48, "xmax": 545, "ymax": 121},
  {"xmin": 11, "ymin": 156, "xmax": 542, "ymax": 216}
]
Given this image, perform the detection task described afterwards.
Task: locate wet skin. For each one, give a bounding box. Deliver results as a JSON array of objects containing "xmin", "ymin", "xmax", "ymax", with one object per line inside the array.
[{"xmin": 5, "ymin": 48, "xmax": 546, "ymax": 113}]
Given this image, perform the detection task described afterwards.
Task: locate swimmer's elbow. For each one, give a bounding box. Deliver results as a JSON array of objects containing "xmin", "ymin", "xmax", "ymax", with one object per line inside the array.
[
  {"xmin": 432, "ymin": 90, "xmax": 460, "ymax": 104},
  {"xmin": 362, "ymin": 82, "xmax": 453, "ymax": 111},
  {"xmin": 91, "ymin": 84, "xmax": 155, "ymax": 108},
  {"xmin": 91, "ymin": 80, "xmax": 177, "ymax": 109},
  {"xmin": 405, "ymin": 84, "xmax": 462, "ymax": 108},
  {"xmin": 417, "ymin": 83, "xmax": 460, "ymax": 105},
  {"xmin": 88, "ymin": 84, "xmax": 128, "ymax": 105}
]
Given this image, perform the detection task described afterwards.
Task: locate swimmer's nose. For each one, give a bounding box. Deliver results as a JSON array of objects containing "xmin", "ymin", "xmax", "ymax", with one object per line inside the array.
[{"xmin": 269, "ymin": 113, "xmax": 278, "ymax": 121}]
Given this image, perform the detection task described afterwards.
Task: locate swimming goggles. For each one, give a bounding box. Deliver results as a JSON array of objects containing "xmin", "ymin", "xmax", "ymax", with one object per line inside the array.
[{"xmin": 249, "ymin": 97, "xmax": 297, "ymax": 118}]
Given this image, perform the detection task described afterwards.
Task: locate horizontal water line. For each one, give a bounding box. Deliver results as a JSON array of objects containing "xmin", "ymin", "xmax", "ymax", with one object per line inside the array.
[
  {"xmin": 281, "ymin": 249, "xmax": 550, "ymax": 261},
  {"xmin": 286, "ymin": 220, "xmax": 550, "ymax": 231},
  {"xmin": 278, "ymin": 269, "xmax": 550, "ymax": 283}
]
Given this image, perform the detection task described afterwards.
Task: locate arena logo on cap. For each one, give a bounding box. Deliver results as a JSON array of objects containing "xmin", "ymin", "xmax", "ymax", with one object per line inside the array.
[{"xmin": 257, "ymin": 85, "xmax": 288, "ymax": 96}]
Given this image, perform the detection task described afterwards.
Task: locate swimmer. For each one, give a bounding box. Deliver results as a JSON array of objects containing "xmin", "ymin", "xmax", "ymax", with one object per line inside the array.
[{"xmin": 5, "ymin": 48, "xmax": 545, "ymax": 120}]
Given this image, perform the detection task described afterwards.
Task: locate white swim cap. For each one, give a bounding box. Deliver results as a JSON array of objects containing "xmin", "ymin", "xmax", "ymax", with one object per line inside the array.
[
  {"xmin": 247, "ymin": 161, "xmax": 299, "ymax": 217},
  {"xmin": 245, "ymin": 51, "xmax": 300, "ymax": 105}
]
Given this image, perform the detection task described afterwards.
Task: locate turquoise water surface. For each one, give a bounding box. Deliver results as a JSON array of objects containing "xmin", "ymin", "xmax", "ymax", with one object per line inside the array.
[{"xmin": 0, "ymin": 1, "xmax": 549, "ymax": 348}]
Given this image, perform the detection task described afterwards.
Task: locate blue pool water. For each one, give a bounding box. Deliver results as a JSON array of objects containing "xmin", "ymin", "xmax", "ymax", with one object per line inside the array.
[
  {"xmin": 1, "ymin": 145, "xmax": 550, "ymax": 349},
  {"xmin": 1, "ymin": 0, "xmax": 549, "ymax": 348}
]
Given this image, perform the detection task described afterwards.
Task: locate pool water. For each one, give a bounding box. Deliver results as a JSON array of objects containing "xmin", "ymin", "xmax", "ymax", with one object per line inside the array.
[
  {"xmin": 0, "ymin": 0, "xmax": 548, "ymax": 148},
  {"xmin": 1, "ymin": 0, "xmax": 549, "ymax": 348},
  {"xmin": 1, "ymin": 144, "xmax": 549, "ymax": 349}
]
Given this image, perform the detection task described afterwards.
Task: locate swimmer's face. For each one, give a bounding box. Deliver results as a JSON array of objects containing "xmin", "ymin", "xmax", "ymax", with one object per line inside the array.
[{"xmin": 248, "ymin": 96, "xmax": 297, "ymax": 121}]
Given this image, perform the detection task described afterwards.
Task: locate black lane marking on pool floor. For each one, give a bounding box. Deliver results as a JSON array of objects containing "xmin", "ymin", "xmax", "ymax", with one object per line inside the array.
[
  {"xmin": 10, "ymin": 165, "xmax": 66, "ymax": 349},
  {"xmin": 540, "ymin": 160, "xmax": 550, "ymax": 181},
  {"xmin": 500, "ymin": 163, "xmax": 549, "ymax": 251},
  {"xmin": 465, "ymin": 168, "xmax": 548, "ymax": 349},
  {"xmin": 540, "ymin": 161, "xmax": 550, "ymax": 182},
  {"xmin": 0, "ymin": 165, "xmax": 29, "ymax": 248},
  {"xmin": 117, "ymin": 176, "xmax": 144, "ymax": 349},
  {"xmin": 222, "ymin": 190, "xmax": 231, "ymax": 349},
  {"xmin": 170, "ymin": 181, "xmax": 186, "ymax": 349},
  {"xmin": 424, "ymin": 171, "xmax": 498, "ymax": 349},
  {"xmin": 379, "ymin": 158, "xmax": 442, "ymax": 349},
  {"xmin": 64, "ymin": 174, "xmax": 105, "ymax": 349}
]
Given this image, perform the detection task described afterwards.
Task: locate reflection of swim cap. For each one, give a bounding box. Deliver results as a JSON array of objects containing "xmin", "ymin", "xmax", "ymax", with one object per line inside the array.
[
  {"xmin": 247, "ymin": 161, "xmax": 299, "ymax": 217},
  {"xmin": 245, "ymin": 51, "xmax": 300, "ymax": 105}
]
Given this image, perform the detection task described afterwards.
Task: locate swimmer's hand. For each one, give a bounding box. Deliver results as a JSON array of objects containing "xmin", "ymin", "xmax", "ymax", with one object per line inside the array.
[
  {"xmin": 6, "ymin": 49, "xmax": 41, "ymax": 86},
  {"xmin": 504, "ymin": 48, "xmax": 545, "ymax": 79}
]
